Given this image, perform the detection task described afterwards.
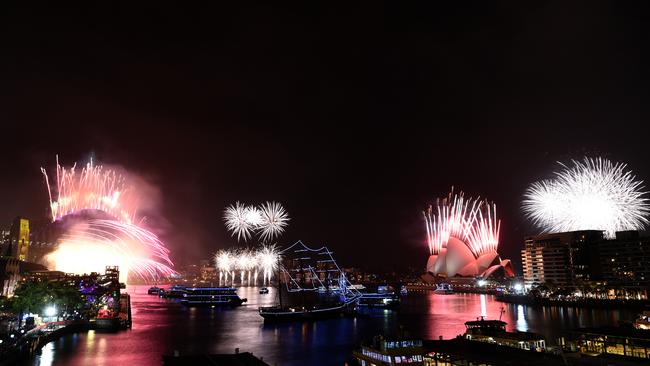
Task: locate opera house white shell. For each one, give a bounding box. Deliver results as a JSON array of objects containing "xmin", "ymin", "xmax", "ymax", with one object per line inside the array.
[{"xmin": 425, "ymin": 242, "xmax": 514, "ymax": 278}]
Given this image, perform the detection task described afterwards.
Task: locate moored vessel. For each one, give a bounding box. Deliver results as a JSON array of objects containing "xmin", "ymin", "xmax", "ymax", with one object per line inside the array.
[
  {"xmin": 258, "ymin": 240, "xmax": 361, "ymax": 322},
  {"xmin": 181, "ymin": 287, "xmax": 247, "ymax": 307}
]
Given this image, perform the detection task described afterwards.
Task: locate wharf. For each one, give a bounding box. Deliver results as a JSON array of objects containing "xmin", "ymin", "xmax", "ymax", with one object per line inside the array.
[{"xmin": 497, "ymin": 293, "xmax": 650, "ymax": 309}]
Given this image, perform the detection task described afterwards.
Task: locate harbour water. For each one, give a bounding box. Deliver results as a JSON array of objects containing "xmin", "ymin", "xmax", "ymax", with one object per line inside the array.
[{"xmin": 28, "ymin": 285, "xmax": 637, "ymax": 366}]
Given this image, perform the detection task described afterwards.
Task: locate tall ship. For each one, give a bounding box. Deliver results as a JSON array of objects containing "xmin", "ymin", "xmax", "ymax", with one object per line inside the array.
[
  {"xmin": 259, "ymin": 241, "xmax": 362, "ymax": 322},
  {"xmin": 180, "ymin": 287, "xmax": 247, "ymax": 307}
]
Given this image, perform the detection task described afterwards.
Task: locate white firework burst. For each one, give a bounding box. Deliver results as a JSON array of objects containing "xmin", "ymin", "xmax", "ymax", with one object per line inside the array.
[
  {"xmin": 223, "ymin": 201, "xmax": 289, "ymax": 242},
  {"xmin": 223, "ymin": 202, "xmax": 257, "ymax": 242},
  {"xmin": 258, "ymin": 201, "xmax": 290, "ymax": 242},
  {"xmin": 215, "ymin": 249, "xmax": 234, "ymax": 272},
  {"xmin": 523, "ymin": 157, "xmax": 650, "ymax": 238}
]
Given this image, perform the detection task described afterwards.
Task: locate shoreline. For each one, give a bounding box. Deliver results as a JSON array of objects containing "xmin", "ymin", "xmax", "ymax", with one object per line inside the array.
[{"xmin": 496, "ymin": 293, "xmax": 650, "ymax": 310}]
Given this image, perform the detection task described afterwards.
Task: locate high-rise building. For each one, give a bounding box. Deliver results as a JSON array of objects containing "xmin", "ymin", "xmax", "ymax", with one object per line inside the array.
[
  {"xmin": 521, "ymin": 231, "xmax": 603, "ymax": 288},
  {"xmin": 596, "ymin": 231, "xmax": 650, "ymax": 286},
  {"xmin": 9, "ymin": 217, "xmax": 30, "ymax": 261},
  {"xmin": 522, "ymin": 230, "xmax": 650, "ymax": 293}
]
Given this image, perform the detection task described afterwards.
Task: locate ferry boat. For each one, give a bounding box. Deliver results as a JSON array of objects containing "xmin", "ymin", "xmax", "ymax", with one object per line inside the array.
[
  {"xmin": 147, "ymin": 286, "xmax": 161, "ymax": 295},
  {"xmin": 433, "ymin": 283, "xmax": 454, "ymax": 294},
  {"xmin": 358, "ymin": 292, "xmax": 400, "ymax": 309},
  {"xmin": 166, "ymin": 285, "xmax": 187, "ymax": 299},
  {"xmin": 259, "ymin": 287, "xmax": 269, "ymax": 294},
  {"xmin": 353, "ymin": 335, "xmax": 426, "ymax": 365},
  {"xmin": 180, "ymin": 287, "xmax": 247, "ymax": 307},
  {"xmin": 358, "ymin": 285, "xmax": 400, "ymax": 309},
  {"xmin": 464, "ymin": 317, "xmax": 546, "ymax": 351}
]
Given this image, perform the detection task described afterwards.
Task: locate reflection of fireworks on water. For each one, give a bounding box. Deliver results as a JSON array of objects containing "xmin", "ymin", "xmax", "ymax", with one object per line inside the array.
[
  {"xmin": 214, "ymin": 245, "xmax": 279, "ymax": 286},
  {"xmin": 423, "ymin": 190, "xmax": 500, "ymax": 258},
  {"xmin": 41, "ymin": 157, "xmax": 175, "ymax": 281},
  {"xmin": 523, "ymin": 157, "xmax": 650, "ymax": 238},
  {"xmin": 223, "ymin": 202, "xmax": 289, "ymax": 242}
]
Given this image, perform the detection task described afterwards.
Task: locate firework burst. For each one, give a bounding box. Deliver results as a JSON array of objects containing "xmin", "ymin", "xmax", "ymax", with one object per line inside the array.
[
  {"xmin": 223, "ymin": 201, "xmax": 289, "ymax": 242},
  {"xmin": 213, "ymin": 245, "xmax": 280, "ymax": 286},
  {"xmin": 44, "ymin": 219, "xmax": 175, "ymax": 282},
  {"xmin": 523, "ymin": 157, "xmax": 650, "ymax": 237},
  {"xmin": 41, "ymin": 156, "xmax": 176, "ymax": 281},
  {"xmin": 41, "ymin": 156, "xmax": 137, "ymax": 223},
  {"xmin": 423, "ymin": 190, "xmax": 500, "ymax": 258},
  {"xmin": 223, "ymin": 202, "xmax": 258, "ymax": 242},
  {"xmin": 258, "ymin": 202, "xmax": 290, "ymax": 242}
]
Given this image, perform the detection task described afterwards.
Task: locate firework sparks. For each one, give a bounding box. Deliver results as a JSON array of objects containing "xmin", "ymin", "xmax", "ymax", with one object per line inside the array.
[
  {"xmin": 258, "ymin": 202, "xmax": 290, "ymax": 242},
  {"xmin": 41, "ymin": 157, "xmax": 176, "ymax": 282},
  {"xmin": 423, "ymin": 190, "xmax": 500, "ymax": 258},
  {"xmin": 223, "ymin": 201, "xmax": 289, "ymax": 242},
  {"xmin": 213, "ymin": 245, "xmax": 280, "ymax": 286},
  {"xmin": 44, "ymin": 219, "xmax": 175, "ymax": 282},
  {"xmin": 523, "ymin": 157, "xmax": 650, "ymax": 238},
  {"xmin": 41, "ymin": 156, "xmax": 137, "ymax": 224},
  {"xmin": 223, "ymin": 202, "xmax": 257, "ymax": 242}
]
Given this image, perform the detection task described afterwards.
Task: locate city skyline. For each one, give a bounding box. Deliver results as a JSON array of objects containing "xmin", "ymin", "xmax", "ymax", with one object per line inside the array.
[{"xmin": 2, "ymin": 3, "xmax": 650, "ymax": 273}]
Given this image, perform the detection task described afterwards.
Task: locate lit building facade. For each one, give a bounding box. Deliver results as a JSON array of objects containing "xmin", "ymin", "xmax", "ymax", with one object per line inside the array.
[
  {"xmin": 521, "ymin": 231, "xmax": 603, "ymax": 288},
  {"xmin": 522, "ymin": 230, "xmax": 650, "ymax": 294},
  {"xmin": 7, "ymin": 216, "xmax": 30, "ymax": 261}
]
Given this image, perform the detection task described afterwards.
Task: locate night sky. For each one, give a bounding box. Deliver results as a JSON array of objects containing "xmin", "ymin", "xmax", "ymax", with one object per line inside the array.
[{"xmin": 1, "ymin": 3, "xmax": 650, "ymax": 271}]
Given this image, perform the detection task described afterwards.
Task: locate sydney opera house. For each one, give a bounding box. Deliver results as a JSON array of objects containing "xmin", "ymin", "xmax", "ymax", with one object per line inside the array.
[{"xmin": 422, "ymin": 191, "xmax": 514, "ymax": 279}]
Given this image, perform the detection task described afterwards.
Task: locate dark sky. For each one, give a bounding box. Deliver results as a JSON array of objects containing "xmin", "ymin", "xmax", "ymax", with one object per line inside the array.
[{"xmin": 1, "ymin": 2, "xmax": 650, "ymax": 271}]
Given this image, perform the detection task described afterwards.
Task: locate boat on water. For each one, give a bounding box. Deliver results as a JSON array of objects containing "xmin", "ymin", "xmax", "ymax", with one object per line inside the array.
[
  {"xmin": 358, "ymin": 285, "xmax": 400, "ymax": 309},
  {"xmin": 258, "ymin": 240, "xmax": 362, "ymax": 322},
  {"xmin": 181, "ymin": 287, "xmax": 247, "ymax": 307},
  {"xmin": 259, "ymin": 287, "xmax": 269, "ymax": 294},
  {"xmin": 433, "ymin": 283, "xmax": 454, "ymax": 294},
  {"xmin": 464, "ymin": 317, "xmax": 546, "ymax": 351},
  {"xmin": 166, "ymin": 285, "xmax": 187, "ymax": 298},
  {"xmin": 358, "ymin": 292, "xmax": 400, "ymax": 309},
  {"xmin": 147, "ymin": 286, "xmax": 161, "ymax": 295}
]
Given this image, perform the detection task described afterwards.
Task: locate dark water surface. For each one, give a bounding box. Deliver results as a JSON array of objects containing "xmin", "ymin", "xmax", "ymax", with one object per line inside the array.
[{"xmin": 28, "ymin": 285, "xmax": 637, "ymax": 366}]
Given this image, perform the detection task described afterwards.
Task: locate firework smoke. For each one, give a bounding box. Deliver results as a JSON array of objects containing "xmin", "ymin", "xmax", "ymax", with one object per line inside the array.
[
  {"xmin": 523, "ymin": 157, "xmax": 650, "ymax": 238},
  {"xmin": 41, "ymin": 156, "xmax": 175, "ymax": 281}
]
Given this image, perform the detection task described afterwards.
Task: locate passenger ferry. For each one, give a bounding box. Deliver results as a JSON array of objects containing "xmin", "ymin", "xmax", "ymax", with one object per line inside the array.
[
  {"xmin": 166, "ymin": 285, "xmax": 187, "ymax": 298},
  {"xmin": 464, "ymin": 317, "xmax": 546, "ymax": 351},
  {"xmin": 180, "ymin": 287, "xmax": 247, "ymax": 307},
  {"xmin": 259, "ymin": 287, "xmax": 269, "ymax": 294},
  {"xmin": 358, "ymin": 285, "xmax": 400, "ymax": 309},
  {"xmin": 147, "ymin": 286, "xmax": 161, "ymax": 295}
]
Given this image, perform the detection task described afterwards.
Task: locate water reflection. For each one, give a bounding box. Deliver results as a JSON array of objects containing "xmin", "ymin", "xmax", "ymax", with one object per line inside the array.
[
  {"xmin": 26, "ymin": 286, "xmax": 637, "ymax": 366},
  {"xmin": 516, "ymin": 305, "xmax": 528, "ymax": 332}
]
